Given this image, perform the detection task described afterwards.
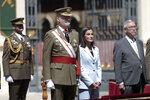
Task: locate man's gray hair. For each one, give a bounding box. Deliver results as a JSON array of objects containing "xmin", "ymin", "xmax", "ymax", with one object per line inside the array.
[{"xmin": 124, "ymin": 20, "xmax": 135, "ymax": 28}]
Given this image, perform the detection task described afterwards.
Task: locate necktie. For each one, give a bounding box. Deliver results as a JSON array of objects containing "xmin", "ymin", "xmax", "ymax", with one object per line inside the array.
[
  {"xmin": 21, "ymin": 37, "xmax": 24, "ymax": 45},
  {"xmin": 63, "ymin": 29, "xmax": 69, "ymax": 42},
  {"xmin": 21, "ymin": 38, "xmax": 23, "ymax": 42}
]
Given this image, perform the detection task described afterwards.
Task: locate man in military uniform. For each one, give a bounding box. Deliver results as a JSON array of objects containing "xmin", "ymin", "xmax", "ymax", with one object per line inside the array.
[
  {"xmin": 43, "ymin": 7, "xmax": 80, "ymax": 100},
  {"xmin": 145, "ymin": 39, "xmax": 150, "ymax": 83},
  {"xmin": 2, "ymin": 17, "xmax": 34, "ymax": 100}
]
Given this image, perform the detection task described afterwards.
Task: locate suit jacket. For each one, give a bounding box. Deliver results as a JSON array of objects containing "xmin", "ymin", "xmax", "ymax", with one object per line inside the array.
[
  {"xmin": 145, "ymin": 38, "xmax": 150, "ymax": 80},
  {"xmin": 43, "ymin": 26, "xmax": 80, "ymax": 85},
  {"xmin": 2, "ymin": 33, "xmax": 34, "ymax": 80},
  {"xmin": 113, "ymin": 37, "xmax": 146, "ymax": 85},
  {"xmin": 78, "ymin": 46, "xmax": 102, "ymax": 89}
]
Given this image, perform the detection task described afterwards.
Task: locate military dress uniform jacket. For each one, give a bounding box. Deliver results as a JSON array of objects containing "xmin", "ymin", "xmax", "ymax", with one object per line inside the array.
[
  {"xmin": 2, "ymin": 33, "xmax": 34, "ymax": 80},
  {"xmin": 43, "ymin": 26, "xmax": 80, "ymax": 85},
  {"xmin": 145, "ymin": 38, "xmax": 150, "ymax": 81}
]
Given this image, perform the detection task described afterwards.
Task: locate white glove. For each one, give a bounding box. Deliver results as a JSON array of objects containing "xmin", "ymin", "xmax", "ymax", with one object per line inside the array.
[
  {"xmin": 45, "ymin": 79, "xmax": 55, "ymax": 89},
  {"xmin": 5, "ymin": 76, "xmax": 14, "ymax": 83},
  {"xmin": 30, "ymin": 75, "xmax": 34, "ymax": 81}
]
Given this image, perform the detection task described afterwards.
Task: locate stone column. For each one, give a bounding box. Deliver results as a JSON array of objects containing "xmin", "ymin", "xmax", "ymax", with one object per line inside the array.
[
  {"xmin": 138, "ymin": 0, "xmax": 150, "ymax": 45},
  {"xmin": 0, "ymin": 34, "xmax": 6, "ymax": 91},
  {"xmin": 16, "ymin": 0, "xmax": 26, "ymax": 35}
]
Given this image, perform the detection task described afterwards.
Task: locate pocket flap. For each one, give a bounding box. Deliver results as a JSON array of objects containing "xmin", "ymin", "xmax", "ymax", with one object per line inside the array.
[
  {"xmin": 122, "ymin": 66, "xmax": 133, "ymax": 72},
  {"xmin": 50, "ymin": 63, "xmax": 63, "ymax": 69}
]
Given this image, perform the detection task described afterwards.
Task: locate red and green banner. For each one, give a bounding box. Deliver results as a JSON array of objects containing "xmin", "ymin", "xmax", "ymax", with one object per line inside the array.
[{"xmin": 0, "ymin": 0, "xmax": 16, "ymax": 37}]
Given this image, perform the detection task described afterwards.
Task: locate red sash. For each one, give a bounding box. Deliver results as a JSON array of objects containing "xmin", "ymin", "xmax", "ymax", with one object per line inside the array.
[{"xmin": 51, "ymin": 56, "xmax": 80, "ymax": 76}]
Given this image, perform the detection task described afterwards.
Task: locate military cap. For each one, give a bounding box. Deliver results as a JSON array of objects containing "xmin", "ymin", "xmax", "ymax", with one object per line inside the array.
[
  {"xmin": 55, "ymin": 7, "xmax": 72, "ymax": 16},
  {"xmin": 10, "ymin": 17, "xmax": 24, "ymax": 25}
]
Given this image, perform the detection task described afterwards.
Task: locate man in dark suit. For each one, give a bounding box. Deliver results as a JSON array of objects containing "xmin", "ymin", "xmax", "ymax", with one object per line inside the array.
[
  {"xmin": 2, "ymin": 17, "xmax": 34, "ymax": 100},
  {"xmin": 113, "ymin": 20, "xmax": 147, "ymax": 94},
  {"xmin": 43, "ymin": 7, "xmax": 80, "ymax": 100}
]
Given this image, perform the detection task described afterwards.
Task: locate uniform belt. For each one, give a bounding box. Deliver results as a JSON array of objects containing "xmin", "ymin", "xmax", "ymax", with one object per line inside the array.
[
  {"xmin": 9, "ymin": 60, "xmax": 29, "ymax": 64},
  {"xmin": 51, "ymin": 56, "xmax": 80, "ymax": 76}
]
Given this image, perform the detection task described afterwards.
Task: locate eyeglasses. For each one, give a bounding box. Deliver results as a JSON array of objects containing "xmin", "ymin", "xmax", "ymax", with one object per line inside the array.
[{"xmin": 127, "ymin": 26, "xmax": 138, "ymax": 30}]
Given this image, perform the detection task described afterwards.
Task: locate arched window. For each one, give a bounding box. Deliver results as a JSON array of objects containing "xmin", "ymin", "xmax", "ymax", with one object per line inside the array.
[{"xmin": 41, "ymin": 18, "xmax": 51, "ymax": 41}]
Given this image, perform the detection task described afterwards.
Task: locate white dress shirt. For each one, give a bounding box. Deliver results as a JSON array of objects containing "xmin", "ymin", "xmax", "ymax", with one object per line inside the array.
[
  {"xmin": 125, "ymin": 36, "xmax": 140, "ymax": 58},
  {"xmin": 58, "ymin": 26, "xmax": 69, "ymax": 36},
  {"xmin": 15, "ymin": 33, "xmax": 24, "ymax": 41}
]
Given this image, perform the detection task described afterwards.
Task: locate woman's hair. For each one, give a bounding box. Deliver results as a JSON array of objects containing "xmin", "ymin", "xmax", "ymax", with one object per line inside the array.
[{"xmin": 80, "ymin": 27, "xmax": 94, "ymax": 48}]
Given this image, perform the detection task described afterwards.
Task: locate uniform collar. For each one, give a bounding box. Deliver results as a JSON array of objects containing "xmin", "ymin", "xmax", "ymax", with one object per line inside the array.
[
  {"xmin": 15, "ymin": 33, "xmax": 24, "ymax": 40},
  {"xmin": 58, "ymin": 26, "xmax": 68, "ymax": 32}
]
